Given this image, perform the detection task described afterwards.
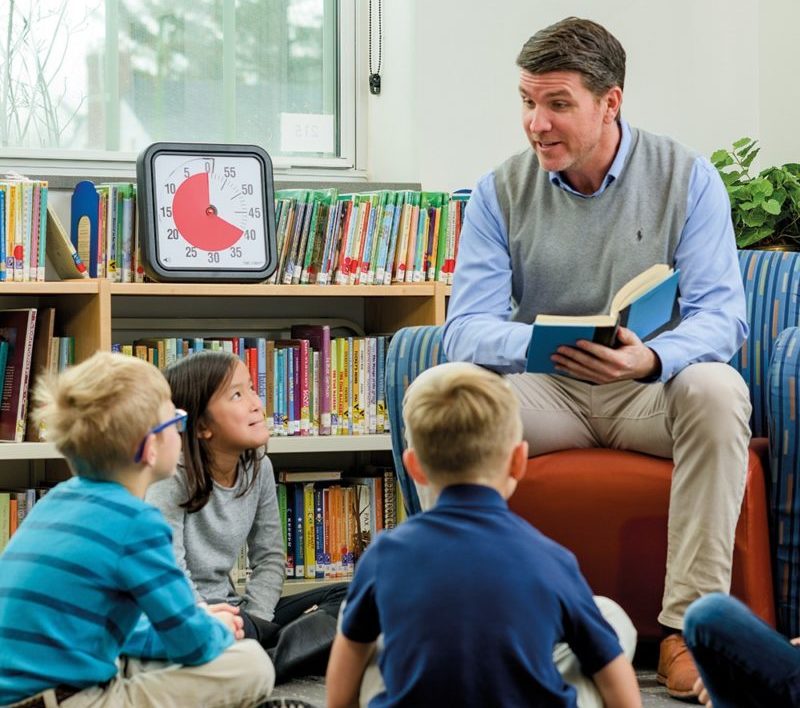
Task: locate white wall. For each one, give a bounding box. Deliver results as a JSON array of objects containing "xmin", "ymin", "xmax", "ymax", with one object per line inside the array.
[
  {"xmin": 758, "ymin": 0, "xmax": 800, "ymax": 169},
  {"xmin": 368, "ymin": 0, "xmax": 776, "ymax": 190}
]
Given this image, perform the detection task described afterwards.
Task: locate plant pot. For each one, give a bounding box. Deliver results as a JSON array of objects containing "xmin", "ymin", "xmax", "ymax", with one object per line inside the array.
[{"xmin": 753, "ymin": 244, "xmax": 800, "ymax": 252}]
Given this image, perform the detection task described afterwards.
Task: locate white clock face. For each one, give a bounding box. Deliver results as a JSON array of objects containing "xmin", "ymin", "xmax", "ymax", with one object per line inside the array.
[{"xmin": 152, "ymin": 153, "xmax": 268, "ymax": 270}]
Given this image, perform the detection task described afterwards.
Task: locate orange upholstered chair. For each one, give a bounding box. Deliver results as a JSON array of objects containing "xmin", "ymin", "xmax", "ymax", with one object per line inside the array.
[{"xmin": 507, "ymin": 443, "xmax": 774, "ymax": 638}]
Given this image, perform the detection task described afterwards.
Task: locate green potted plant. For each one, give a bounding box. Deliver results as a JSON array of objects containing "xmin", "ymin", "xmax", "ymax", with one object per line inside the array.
[{"xmin": 711, "ymin": 138, "xmax": 800, "ymax": 250}]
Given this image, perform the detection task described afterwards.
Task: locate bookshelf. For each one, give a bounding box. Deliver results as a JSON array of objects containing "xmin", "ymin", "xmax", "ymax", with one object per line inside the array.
[{"xmin": 0, "ymin": 279, "xmax": 448, "ymax": 464}]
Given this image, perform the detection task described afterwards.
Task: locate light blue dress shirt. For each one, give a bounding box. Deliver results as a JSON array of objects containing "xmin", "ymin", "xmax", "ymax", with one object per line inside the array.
[{"xmin": 442, "ymin": 121, "xmax": 748, "ymax": 382}]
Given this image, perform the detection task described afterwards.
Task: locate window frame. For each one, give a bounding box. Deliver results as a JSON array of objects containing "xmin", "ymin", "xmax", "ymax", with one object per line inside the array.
[{"xmin": 0, "ymin": 0, "xmax": 364, "ymax": 180}]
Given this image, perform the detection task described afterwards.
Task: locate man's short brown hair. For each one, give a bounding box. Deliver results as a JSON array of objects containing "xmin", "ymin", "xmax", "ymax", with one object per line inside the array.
[
  {"xmin": 516, "ymin": 16, "xmax": 626, "ymax": 97},
  {"xmin": 402, "ymin": 362, "xmax": 522, "ymax": 484},
  {"xmin": 33, "ymin": 351, "xmax": 172, "ymax": 477}
]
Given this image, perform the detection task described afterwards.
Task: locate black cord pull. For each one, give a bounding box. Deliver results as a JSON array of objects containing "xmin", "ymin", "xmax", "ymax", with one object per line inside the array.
[
  {"xmin": 369, "ymin": 73, "xmax": 381, "ymax": 95},
  {"xmin": 369, "ymin": 0, "xmax": 382, "ymax": 95}
]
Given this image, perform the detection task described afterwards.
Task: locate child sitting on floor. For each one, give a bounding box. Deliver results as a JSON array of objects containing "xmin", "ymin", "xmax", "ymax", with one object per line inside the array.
[
  {"xmin": 326, "ymin": 362, "xmax": 641, "ymax": 707},
  {"xmin": 0, "ymin": 352, "xmax": 273, "ymax": 708},
  {"xmin": 147, "ymin": 350, "xmax": 348, "ymax": 683}
]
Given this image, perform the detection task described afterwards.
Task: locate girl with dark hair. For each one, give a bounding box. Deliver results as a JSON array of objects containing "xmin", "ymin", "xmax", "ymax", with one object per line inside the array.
[{"xmin": 146, "ymin": 350, "xmax": 347, "ymax": 683}]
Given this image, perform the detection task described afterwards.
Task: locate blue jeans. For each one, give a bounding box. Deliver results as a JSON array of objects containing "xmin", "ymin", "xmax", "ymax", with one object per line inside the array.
[{"xmin": 684, "ymin": 593, "xmax": 800, "ymax": 707}]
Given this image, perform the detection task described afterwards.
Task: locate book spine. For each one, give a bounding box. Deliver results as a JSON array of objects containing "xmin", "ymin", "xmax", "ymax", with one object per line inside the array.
[
  {"xmin": 351, "ymin": 338, "xmax": 361, "ymax": 435},
  {"xmin": 265, "ymin": 341, "xmax": 275, "ymax": 434},
  {"xmin": 0, "ymin": 493, "xmax": 10, "ymax": 552},
  {"xmin": 285, "ymin": 485, "xmax": 295, "ymax": 577},
  {"xmin": 121, "ymin": 195, "xmax": 134, "ymax": 283},
  {"xmin": 374, "ymin": 193, "xmax": 396, "ymax": 284},
  {"xmin": 6, "ymin": 184, "xmax": 16, "ymax": 280},
  {"xmin": 357, "ymin": 197, "xmax": 379, "ymax": 284},
  {"xmin": 320, "ymin": 328, "xmax": 332, "ymax": 435},
  {"xmin": 338, "ymin": 338, "xmax": 348, "ymax": 435},
  {"xmin": 299, "ymin": 339, "xmax": 310, "ymax": 436},
  {"xmin": 383, "ymin": 192, "xmax": 405, "ymax": 285},
  {"xmin": 277, "ymin": 483, "xmax": 288, "ymax": 559},
  {"xmin": 257, "ymin": 338, "xmax": 267, "ymax": 408},
  {"xmin": 284, "ymin": 347, "xmax": 294, "ymax": 435},
  {"xmin": 0, "ymin": 186, "xmax": 6, "ymax": 282},
  {"xmin": 335, "ymin": 199, "xmax": 356, "ymax": 284},
  {"xmin": 311, "ymin": 351, "xmax": 319, "ymax": 435},
  {"xmin": 384, "ymin": 470, "xmax": 396, "ymax": 529},
  {"xmin": 304, "ymin": 483, "xmax": 316, "ymax": 579},
  {"xmin": 16, "ymin": 310, "xmax": 37, "ymax": 442},
  {"xmin": 330, "ymin": 337, "xmax": 339, "ymax": 435},
  {"xmin": 293, "ymin": 485, "xmax": 305, "ymax": 577},
  {"xmin": 343, "ymin": 486, "xmax": 354, "ymax": 577},
  {"xmin": 314, "ymin": 488, "xmax": 325, "ymax": 578},
  {"xmin": 323, "ymin": 488, "xmax": 333, "ymax": 578},
  {"xmin": 29, "ymin": 183, "xmax": 40, "ymax": 283}
]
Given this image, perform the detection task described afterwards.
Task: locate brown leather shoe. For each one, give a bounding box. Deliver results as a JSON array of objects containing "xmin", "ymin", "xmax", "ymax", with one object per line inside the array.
[{"xmin": 657, "ymin": 634, "xmax": 700, "ymax": 701}]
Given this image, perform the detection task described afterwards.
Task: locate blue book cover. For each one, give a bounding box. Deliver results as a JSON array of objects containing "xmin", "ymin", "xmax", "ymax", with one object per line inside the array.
[
  {"xmin": 70, "ymin": 180, "xmax": 100, "ymax": 278},
  {"xmin": 0, "ymin": 339, "xmax": 8, "ymax": 400},
  {"xmin": 314, "ymin": 487, "xmax": 325, "ymax": 579},
  {"xmin": 526, "ymin": 266, "xmax": 680, "ymax": 375},
  {"xmin": 274, "ymin": 348, "xmax": 282, "ymax": 432}
]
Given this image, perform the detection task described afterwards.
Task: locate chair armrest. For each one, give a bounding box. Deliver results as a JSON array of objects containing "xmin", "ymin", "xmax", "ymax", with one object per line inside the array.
[
  {"xmin": 386, "ymin": 326, "xmax": 447, "ymax": 516},
  {"xmin": 766, "ymin": 325, "xmax": 800, "ymax": 636}
]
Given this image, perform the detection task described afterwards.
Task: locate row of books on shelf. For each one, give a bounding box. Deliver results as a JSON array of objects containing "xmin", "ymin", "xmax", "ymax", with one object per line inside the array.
[
  {"xmin": 232, "ymin": 468, "xmax": 404, "ymax": 584},
  {"xmin": 58, "ymin": 182, "xmax": 471, "ymax": 285},
  {"xmin": 267, "ymin": 188, "xmax": 469, "ymax": 286},
  {"xmin": 0, "ymin": 487, "xmax": 52, "ymax": 551},
  {"xmin": 114, "ymin": 325, "xmax": 390, "ymax": 437},
  {"xmin": 0, "ymin": 176, "xmax": 49, "ymax": 282},
  {"xmin": 0, "ymin": 308, "xmax": 75, "ymax": 442}
]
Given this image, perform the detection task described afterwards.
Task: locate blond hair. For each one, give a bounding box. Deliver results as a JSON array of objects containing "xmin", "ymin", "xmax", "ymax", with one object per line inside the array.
[
  {"xmin": 33, "ymin": 351, "xmax": 172, "ymax": 477},
  {"xmin": 402, "ymin": 362, "xmax": 522, "ymax": 484}
]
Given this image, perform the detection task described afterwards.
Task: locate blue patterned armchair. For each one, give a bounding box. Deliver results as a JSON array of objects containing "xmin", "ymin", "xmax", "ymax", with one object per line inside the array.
[{"xmin": 386, "ymin": 249, "xmax": 800, "ymax": 637}]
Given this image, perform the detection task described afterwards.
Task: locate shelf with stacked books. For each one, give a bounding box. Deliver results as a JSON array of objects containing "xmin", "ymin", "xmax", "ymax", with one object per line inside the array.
[{"xmin": 0, "ymin": 279, "xmax": 445, "ymax": 460}]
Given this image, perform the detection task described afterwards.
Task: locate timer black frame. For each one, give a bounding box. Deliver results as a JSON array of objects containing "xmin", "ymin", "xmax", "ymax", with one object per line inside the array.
[{"xmin": 136, "ymin": 142, "xmax": 278, "ymax": 282}]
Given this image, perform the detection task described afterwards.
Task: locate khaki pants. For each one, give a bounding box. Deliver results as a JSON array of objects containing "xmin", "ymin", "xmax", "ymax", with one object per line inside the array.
[
  {"xmin": 506, "ymin": 362, "xmax": 751, "ymax": 628},
  {"xmin": 55, "ymin": 640, "xmax": 273, "ymax": 708},
  {"xmin": 358, "ymin": 597, "xmax": 637, "ymax": 708}
]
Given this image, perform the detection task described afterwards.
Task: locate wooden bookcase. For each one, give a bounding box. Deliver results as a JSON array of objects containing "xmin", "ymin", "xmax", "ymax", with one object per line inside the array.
[{"xmin": 0, "ymin": 279, "xmax": 450, "ymax": 465}]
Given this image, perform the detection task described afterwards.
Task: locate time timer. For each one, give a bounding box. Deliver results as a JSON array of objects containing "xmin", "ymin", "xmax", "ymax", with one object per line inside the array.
[{"xmin": 136, "ymin": 142, "xmax": 278, "ymax": 282}]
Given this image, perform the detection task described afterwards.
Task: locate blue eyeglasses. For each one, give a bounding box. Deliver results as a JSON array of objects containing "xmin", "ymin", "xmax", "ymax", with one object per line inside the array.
[{"xmin": 133, "ymin": 408, "xmax": 188, "ymax": 463}]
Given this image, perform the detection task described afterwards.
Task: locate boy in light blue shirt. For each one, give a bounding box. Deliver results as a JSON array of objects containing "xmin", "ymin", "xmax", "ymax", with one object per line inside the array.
[{"xmin": 0, "ymin": 352, "xmax": 273, "ymax": 707}]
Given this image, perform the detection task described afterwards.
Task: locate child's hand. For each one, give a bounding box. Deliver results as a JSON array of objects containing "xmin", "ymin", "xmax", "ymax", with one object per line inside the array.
[
  {"xmin": 205, "ymin": 602, "xmax": 240, "ymax": 616},
  {"xmin": 212, "ymin": 610, "xmax": 244, "ymax": 639}
]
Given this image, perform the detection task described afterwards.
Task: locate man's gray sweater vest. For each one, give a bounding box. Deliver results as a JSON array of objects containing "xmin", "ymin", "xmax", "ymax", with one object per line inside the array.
[{"xmin": 493, "ymin": 127, "xmax": 696, "ymax": 324}]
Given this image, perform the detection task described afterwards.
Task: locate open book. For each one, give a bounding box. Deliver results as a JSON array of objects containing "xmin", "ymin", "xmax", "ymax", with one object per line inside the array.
[{"xmin": 525, "ymin": 264, "xmax": 680, "ymax": 374}]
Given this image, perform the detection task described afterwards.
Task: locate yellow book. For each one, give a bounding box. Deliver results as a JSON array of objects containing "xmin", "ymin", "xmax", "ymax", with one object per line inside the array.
[
  {"xmin": 351, "ymin": 338, "xmax": 364, "ymax": 435},
  {"xmin": 303, "ymin": 483, "xmax": 316, "ymax": 579}
]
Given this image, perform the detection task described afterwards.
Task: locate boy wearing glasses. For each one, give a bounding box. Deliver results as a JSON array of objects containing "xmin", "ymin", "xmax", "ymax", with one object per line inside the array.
[{"xmin": 0, "ymin": 352, "xmax": 274, "ymax": 708}]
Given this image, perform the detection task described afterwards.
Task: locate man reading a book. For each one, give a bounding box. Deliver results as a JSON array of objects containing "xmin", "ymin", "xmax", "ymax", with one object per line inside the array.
[{"xmin": 442, "ymin": 16, "xmax": 750, "ymax": 702}]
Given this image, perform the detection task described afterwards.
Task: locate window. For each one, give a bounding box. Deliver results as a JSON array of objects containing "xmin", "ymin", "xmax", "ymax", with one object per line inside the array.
[{"xmin": 0, "ymin": 0, "xmax": 356, "ymax": 171}]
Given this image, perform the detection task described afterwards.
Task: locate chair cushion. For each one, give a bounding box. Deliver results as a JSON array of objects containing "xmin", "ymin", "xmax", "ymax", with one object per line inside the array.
[{"xmin": 508, "ymin": 439, "xmax": 775, "ymax": 639}]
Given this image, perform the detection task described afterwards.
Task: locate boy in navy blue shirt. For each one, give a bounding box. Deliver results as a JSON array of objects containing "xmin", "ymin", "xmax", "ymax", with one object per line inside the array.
[
  {"xmin": 327, "ymin": 362, "xmax": 640, "ymax": 707},
  {"xmin": 0, "ymin": 352, "xmax": 273, "ymax": 707}
]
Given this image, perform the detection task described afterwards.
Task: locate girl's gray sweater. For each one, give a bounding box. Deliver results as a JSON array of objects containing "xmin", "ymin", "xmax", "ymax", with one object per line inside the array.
[{"xmin": 146, "ymin": 453, "xmax": 285, "ymax": 621}]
